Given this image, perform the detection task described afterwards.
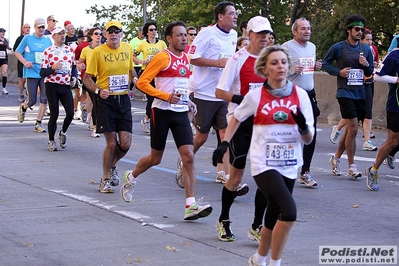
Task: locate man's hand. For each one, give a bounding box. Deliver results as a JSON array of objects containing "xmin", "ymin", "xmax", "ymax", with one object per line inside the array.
[
  {"xmin": 339, "ymin": 67, "xmax": 351, "ymax": 78},
  {"xmin": 212, "ymin": 141, "xmax": 229, "ymax": 166}
]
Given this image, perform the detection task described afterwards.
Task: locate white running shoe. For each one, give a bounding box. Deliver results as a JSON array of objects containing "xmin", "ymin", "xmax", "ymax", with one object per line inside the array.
[
  {"xmin": 362, "ymin": 140, "xmax": 378, "ymax": 151},
  {"xmin": 329, "ymin": 155, "xmax": 341, "ymax": 176},
  {"xmin": 347, "ymin": 164, "xmax": 362, "ymax": 179},
  {"xmin": 215, "ymin": 171, "xmax": 229, "ymax": 184},
  {"xmin": 329, "ymin": 125, "xmax": 340, "ymax": 144}
]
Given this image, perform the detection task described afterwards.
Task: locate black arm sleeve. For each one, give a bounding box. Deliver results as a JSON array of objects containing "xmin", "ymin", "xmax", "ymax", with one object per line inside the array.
[{"xmin": 40, "ymin": 67, "xmax": 54, "ymax": 78}]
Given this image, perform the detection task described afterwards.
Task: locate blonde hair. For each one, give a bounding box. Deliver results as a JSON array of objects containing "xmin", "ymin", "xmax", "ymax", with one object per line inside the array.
[{"xmin": 255, "ymin": 45, "xmax": 293, "ymax": 78}]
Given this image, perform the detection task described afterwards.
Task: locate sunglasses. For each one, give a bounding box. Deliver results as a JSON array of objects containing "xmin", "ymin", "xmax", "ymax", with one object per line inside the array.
[
  {"xmin": 107, "ymin": 29, "xmax": 122, "ymax": 34},
  {"xmin": 37, "ymin": 26, "xmax": 45, "ymax": 29},
  {"xmin": 51, "ymin": 19, "xmax": 58, "ymax": 23},
  {"xmin": 93, "ymin": 32, "xmax": 102, "ymax": 36},
  {"xmin": 353, "ymin": 27, "xmax": 365, "ymax": 32},
  {"xmin": 149, "ymin": 28, "xmax": 157, "ymax": 32},
  {"xmin": 189, "ymin": 33, "xmax": 197, "ymax": 36}
]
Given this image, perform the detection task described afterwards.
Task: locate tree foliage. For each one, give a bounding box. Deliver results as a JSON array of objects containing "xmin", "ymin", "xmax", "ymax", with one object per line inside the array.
[{"xmin": 87, "ymin": 0, "xmax": 399, "ymax": 58}]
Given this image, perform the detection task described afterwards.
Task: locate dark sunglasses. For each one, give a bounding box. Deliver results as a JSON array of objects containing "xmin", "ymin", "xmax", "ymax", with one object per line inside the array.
[
  {"xmin": 37, "ymin": 26, "xmax": 45, "ymax": 29},
  {"xmin": 189, "ymin": 33, "xmax": 197, "ymax": 36},
  {"xmin": 353, "ymin": 27, "xmax": 365, "ymax": 32},
  {"xmin": 107, "ymin": 29, "xmax": 122, "ymax": 34},
  {"xmin": 93, "ymin": 32, "xmax": 102, "ymax": 36},
  {"xmin": 149, "ymin": 28, "xmax": 157, "ymax": 32},
  {"xmin": 51, "ymin": 19, "xmax": 58, "ymax": 23}
]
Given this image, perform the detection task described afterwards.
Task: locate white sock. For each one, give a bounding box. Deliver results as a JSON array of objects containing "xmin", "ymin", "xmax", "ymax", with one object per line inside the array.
[
  {"xmin": 128, "ymin": 171, "xmax": 137, "ymax": 183},
  {"xmin": 270, "ymin": 258, "xmax": 281, "ymax": 266},
  {"xmin": 186, "ymin": 197, "xmax": 195, "ymax": 207},
  {"xmin": 254, "ymin": 252, "xmax": 267, "ymax": 265}
]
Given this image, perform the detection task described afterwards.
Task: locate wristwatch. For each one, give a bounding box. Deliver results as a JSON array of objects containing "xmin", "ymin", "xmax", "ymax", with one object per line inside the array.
[{"xmin": 95, "ymin": 88, "xmax": 100, "ymax": 95}]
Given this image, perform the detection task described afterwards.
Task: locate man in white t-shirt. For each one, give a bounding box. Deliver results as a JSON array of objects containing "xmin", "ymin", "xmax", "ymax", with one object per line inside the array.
[
  {"xmin": 282, "ymin": 18, "xmax": 322, "ymax": 188},
  {"xmin": 177, "ymin": 1, "xmax": 238, "ymax": 184}
]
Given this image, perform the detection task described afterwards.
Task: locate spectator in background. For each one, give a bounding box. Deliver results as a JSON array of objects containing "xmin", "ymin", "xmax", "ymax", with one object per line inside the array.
[
  {"xmin": 13, "ymin": 23, "xmax": 31, "ymax": 101},
  {"xmin": 198, "ymin": 24, "xmax": 207, "ymax": 32},
  {"xmin": 236, "ymin": 36, "xmax": 249, "ymax": 51},
  {"xmin": 267, "ymin": 31, "xmax": 276, "ymax": 46},
  {"xmin": 239, "ymin": 20, "xmax": 248, "ymax": 37},
  {"xmin": 64, "ymin": 23, "xmax": 77, "ymax": 46},
  {"xmin": 0, "ymin": 27, "xmax": 11, "ymax": 95},
  {"xmin": 44, "ymin": 15, "xmax": 57, "ymax": 36}
]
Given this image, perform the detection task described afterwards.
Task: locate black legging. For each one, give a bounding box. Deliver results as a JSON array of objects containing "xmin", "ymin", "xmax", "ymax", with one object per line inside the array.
[
  {"xmin": 253, "ymin": 170, "xmax": 296, "ymax": 230},
  {"xmin": 46, "ymin": 82, "xmax": 74, "ymax": 141}
]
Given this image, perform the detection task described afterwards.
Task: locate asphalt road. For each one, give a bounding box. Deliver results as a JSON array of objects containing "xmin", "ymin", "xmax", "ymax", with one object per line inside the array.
[{"xmin": 1, "ymin": 84, "xmax": 398, "ymax": 266}]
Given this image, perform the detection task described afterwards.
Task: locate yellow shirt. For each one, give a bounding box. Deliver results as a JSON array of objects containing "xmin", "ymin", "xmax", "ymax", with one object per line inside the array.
[
  {"xmin": 86, "ymin": 42, "xmax": 133, "ymax": 95},
  {"xmin": 80, "ymin": 45, "xmax": 96, "ymax": 76},
  {"xmin": 134, "ymin": 39, "xmax": 167, "ymax": 70}
]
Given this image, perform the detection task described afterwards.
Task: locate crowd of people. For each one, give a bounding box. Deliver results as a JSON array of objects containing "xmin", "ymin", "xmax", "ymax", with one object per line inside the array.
[{"xmin": 1, "ymin": 1, "xmax": 399, "ymax": 265}]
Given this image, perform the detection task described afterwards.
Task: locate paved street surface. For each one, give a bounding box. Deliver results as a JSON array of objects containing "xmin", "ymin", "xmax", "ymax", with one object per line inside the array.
[{"xmin": 1, "ymin": 85, "xmax": 398, "ymax": 266}]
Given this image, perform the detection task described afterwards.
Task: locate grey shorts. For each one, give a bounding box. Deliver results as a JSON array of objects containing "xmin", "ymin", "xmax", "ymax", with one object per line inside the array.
[{"xmin": 192, "ymin": 98, "xmax": 227, "ymax": 134}]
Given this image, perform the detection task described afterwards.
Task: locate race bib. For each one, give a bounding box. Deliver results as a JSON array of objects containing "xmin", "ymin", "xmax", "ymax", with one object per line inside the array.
[
  {"xmin": 298, "ymin": 57, "xmax": 315, "ymax": 75},
  {"xmin": 108, "ymin": 74, "xmax": 129, "ymax": 93},
  {"xmin": 249, "ymin": 83, "xmax": 263, "ymax": 91},
  {"xmin": 35, "ymin": 52, "xmax": 43, "ymax": 64},
  {"xmin": 0, "ymin": 51, "xmax": 6, "ymax": 59},
  {"xmin": 55, "ymin": 61, "xmax": 71, "ymax": 74},
  {"xmin": 347, "ymin": 69, "xmax": 364, "ymax": 85},
  {"xmin": 219, "ymin": 53, "xmax": 231, "ymax": 70},
  {"xmin": 171, "ymin": 78, "xmax": 189, "ymax": 108},
  {"xmin": 266, "ymin": 141, "xmax": 298, "ymax": 167}
]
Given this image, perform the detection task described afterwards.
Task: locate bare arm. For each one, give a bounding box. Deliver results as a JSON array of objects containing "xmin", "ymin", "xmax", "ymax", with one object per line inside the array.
[{"xmin": 190, "ymin": 57, "xmax": 227, "ymax": 68}]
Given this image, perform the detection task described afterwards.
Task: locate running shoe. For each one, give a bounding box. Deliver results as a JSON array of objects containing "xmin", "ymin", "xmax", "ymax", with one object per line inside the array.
[
  {"xmin": 329, "ymin": 155, "xmax": 341, "ymax": 176},
  {"xmin": 235, "ymin": 183, "xmax": 249, "ymax": 196},
  {"xmin": 248, "ymin": 254, "xmax": 266, "ymax": 266},
  {"xmin": 184, "ymin": 201, "xmax": 212, "ymax": 220},
  {"xmin": 385, "ymin": 155, "xmax": 395, "ymax": 169},
  {"xmin": 297, "ymin": 171, "xmax": 318, "ymax": 187},
  {"xmin": 121, "ymin": 170, "xmax": 136, "ymax": 202},
  {"xmin": 48, "ymin": 141, "xmax": 58, "ymax": 152},
  {"xmin": 109, "ymin": 166, "xmax": 119, "ymax": 186},
  {"xmin": 91, "ymin": 129, "xmax": 100, "ymax": 138},
  {"xmin": 18, "ymin": 95, "xmax": 25, "ymax": 103},
  {"xmin": 2, "ymin": 88, "xmax": 8, "ymax": 95},
  {"xmin": 17, "ymin": 103, "xmax": 26, "ymax": 123},
  {"xmin": 34, "ymin": 123, "xmax": 46, "ymax": 133},
  {"xmin": 329, "ymin": 125, "xmax": 340, "ymax": 144},
  {"xmin": 175, "ymin": 157, "xmax": 184, "ymax": 188},
  {"xmin": 140, "ymin": 118, "xmax": 150, "ymax": 134},
  {"xmin": 142, "ymin": 94, "xmax": 147, "ymax": 101},
  {"xmin": 58, "ymin": 131, "xmax": 67, "ymax": 149},
  {"xmin": 99, "ymin": 179, "xmax": 113, "ymax": 193},
  {"xmin": 247, "ymin": 225, "xmax": 262, "ymax": 243},
  {"xmin": 365, "ymin": 166, "xmax": 379, "ymax": 191},
  {"xmin": 45, "ymin": 106, "xmax": 50, "ymax": 116},
  {"xmin": 362, "ymin": 140, "xmax": 378, "ymax": 151},
  {"xmin": 347, "ymin": 164, "xmax": 362, "ymax": 179},
  {"xmin": 73, "ymin": 110, "xmax": 81, "ymax": 120},
  {"xmin": 215, "ymin": 171, "xmax": 229, "ymax": 184},
  {"xmin": 216, "ymin": 219, "xmax": 235, "ymax": 242}
]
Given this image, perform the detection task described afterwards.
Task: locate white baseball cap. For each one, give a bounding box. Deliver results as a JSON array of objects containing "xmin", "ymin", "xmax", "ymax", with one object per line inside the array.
[{"xmin": 247, "ymin": 16, "xmax": 273, "ymax": 33}]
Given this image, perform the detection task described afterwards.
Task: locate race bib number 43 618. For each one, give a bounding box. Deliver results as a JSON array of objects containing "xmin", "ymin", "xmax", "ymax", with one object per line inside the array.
[{"xmin": 266, "ymin": 141, "xmax": 298, "ymax": 167}]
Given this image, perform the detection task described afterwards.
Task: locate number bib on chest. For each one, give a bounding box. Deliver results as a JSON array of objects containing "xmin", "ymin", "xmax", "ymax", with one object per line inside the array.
[
  {"xmin": 298, "ymin": 56, "xmax": 315, "ymax": 75},
  {"xmin": 0, "ymin": 51, "xmax": 6, "ymax": 59},
  {"xmin": 171, "ymin": 78, "xmax": 189, "ymax": 108},
  {"xmin": 249, "ymin": 83, "xmax": 263, "ymax": 91},
  {"xmin": 55, "ymin": 61, "xmax": 71, "ymax": 74},
  {"xmin": 108, "ymin": 74, "xmax": 128, "ymax": 93},
  {"xmin": 34, "ymin": 52, "xmax": 43, "ymax": 64},
  {"xmin": 266, "ymin": 141, "xmax": 298, "ymax": 167},
  {"xmin": 347, "ymin": 69, "xmax": 364, "ymax": 85}
]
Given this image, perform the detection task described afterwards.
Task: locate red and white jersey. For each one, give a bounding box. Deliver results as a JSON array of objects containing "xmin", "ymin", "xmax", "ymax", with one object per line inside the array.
[
  {"xmin": 41, "ymin": 45, "xmax": 75, "ymax": 85},
  {"xmin": 217, "ymin": 47, "xmax": 265, "ymax": 120},
  {"xmin": 234, "ymin": 84, "xmax": 314, "ymax": 178},
  {"xmin": 152, "ymin": 49, "xmax": 191, "ymax": 112}
]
